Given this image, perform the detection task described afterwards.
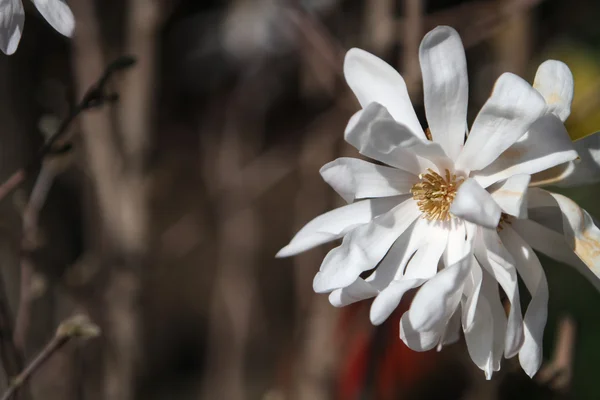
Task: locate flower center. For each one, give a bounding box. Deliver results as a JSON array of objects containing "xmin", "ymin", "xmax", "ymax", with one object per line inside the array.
[
  {"xmin": 411, "ymin": 169, "xmax": 463, "ymax": 221},
  {"xmin": 497, "ymin": 213, "xmax": 513, "ymax": 232}
]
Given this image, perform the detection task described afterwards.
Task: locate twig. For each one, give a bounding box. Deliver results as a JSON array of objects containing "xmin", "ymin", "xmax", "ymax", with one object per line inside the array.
[
  {"xmin": 1, "ymin": 315, "xmax": 100, "ymax": 400},
  {"xmin": 537, "ymin": 315, "xmax": 576, "ymax": 392},
  {"xmin": 0, "ymin": 272, "xmax": 23, "ymax": 380},
  {"xmin": 0, "ymin": 56, "xmax": 136, "ymax": 205}
]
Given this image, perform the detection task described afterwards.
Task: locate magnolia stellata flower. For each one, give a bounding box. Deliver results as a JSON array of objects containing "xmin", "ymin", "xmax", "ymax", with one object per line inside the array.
[
  {"xmin": 0, "ymin": 0, "xmax": 74, "ymax": 55},
  {"xmin": 277, "ymin": 25, "xmax": 600, "ymax": 379}
]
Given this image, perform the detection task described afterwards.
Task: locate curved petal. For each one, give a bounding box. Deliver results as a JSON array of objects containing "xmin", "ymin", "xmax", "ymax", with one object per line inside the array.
[
  {"xmin": 536, "ymin": 131, "xmax": 600, "ymax": 187},
  {"xmin": 456, "ymin": 73, "xmax": 547, "ymax": 172},
  {"xmin": 329, "ymin": 218, "xmax": 426, "ymax": 307},
  {"xmin": 400, "ymin": 315, "xmax": 442, "ymax": 352},
  {"xmin": 528, "ymin": 188, "xmax": 600, "ymax": 281},
  {"xmin": 419, "ymin": 26, "xmax": 468, "ymax": 160},
  {"xmin": 344, "ymin": 48, "xmax": 424, "ymax": 139},
  {"xmin": 370, "ymin": 278, "xmax": 425, "ymax": 325},
  {"xmin": 32, "ymin": 0, "xmax": 74, "ymax": 37},
  {"xmin": 533, "ymin": 60, "xmax": 574, "ymax": 122},
  {"xmin": 320, "ymin": 157, "xmax": 418, "ymax": 203},
  {"xmin": 403, "ymin": 221, "xmax": 449, "ymax": 279},
  {"xmin": 500, "ymin": 226, "xmax": 549, "ymax": 378},
  {"xmin": 438, "ymin": 309, "xmax": 462, "ymax": 351},
  {"xmin": 473, "ymin": 114, "xmax": 578, "ymax": 188},
  {"xmin": 475, "ymin": 228, "xmax": 524, "ymax": 357},
  {"xmin": 345, "ymin": 103, "xmax": 451, "ymax": 174},
  {"xmin": 276, "ymin": 196, "xmax": 403, "ymax": 258},
  {"xmin": 461, "ymin": 255, "xmax": 482, "ymax": 331},
  {"xmin": 313, "ymin": 198, "xmax": 421, "ymax": 293},
  {"xmin": 0, "ymin": 0, "xmax": 24, "ymax": 55},
  {"xmin": 510, "ymin": 218, "xmax": 600, "ymax": 292},
  {"xmin": 450, "ymin": 178, "xmax": 501, "ymax": 229},
  {"xmin": 488, "ymin": 174, "xmax": 530, "ymax": 219}
]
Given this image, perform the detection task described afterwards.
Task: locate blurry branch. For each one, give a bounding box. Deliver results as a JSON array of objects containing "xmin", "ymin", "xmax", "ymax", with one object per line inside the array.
[
  {"xmin": 0, "ymin": 57, "xmax": 135, "ymax": 204},
  {"xmin": 0, "ymin": 274, "xmax": 23, "ymax": 381},
  {"xmin": 0, "ymin": 315, "xmax": 99, "ymax": 400},
  {"xmin": 402, "ymin": 0, "xmax": 424, "ymax": 97},
  {"xmin": 365, "ymin": 0, "xmax": 395, "ymax": 55},
  {"xmin": 537, "ymin": 316, "xmax": 576, "ymax": 392}
]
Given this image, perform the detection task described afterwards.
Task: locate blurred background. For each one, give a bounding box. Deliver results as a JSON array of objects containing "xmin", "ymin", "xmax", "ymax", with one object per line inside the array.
[{"xmin": 0, "ymin": 0, "xmax": 599, "ymax": 399}]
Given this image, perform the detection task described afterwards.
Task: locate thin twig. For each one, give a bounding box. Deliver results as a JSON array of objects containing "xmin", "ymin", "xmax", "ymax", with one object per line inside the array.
[
  {"xmin": 1, "ymin": 315, "xmax": 100, "ymax": 400},
  {"xmin": 0, "ymin": 56, "xmax": 136, "ymax": 204}
]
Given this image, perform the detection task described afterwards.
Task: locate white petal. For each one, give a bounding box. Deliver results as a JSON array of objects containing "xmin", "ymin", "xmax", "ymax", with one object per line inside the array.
[
  {"xmin": 419, "ymin": 26, "xmax": 468, "ymax": 160},
  {"xmin": 276, "ymin": 196, "xmax": 402, "ymax": 258},
  {"xmin": 488, "ymin": 174, "xmax": 530, "ymax": 218},
  {"xmin": 406, "ymin": 250, "xmax": 472, "ymax": 332},
  {"xmin": 475, "ymin": 228, "xmax": 524, "ymax": 357},
  {"xmin": 345, "ymin": 103, "xmax": 451, "ymax": 174},
  {"xmin": 473, "ymin": 114, "xmax": 578, "ymax": 188},
  {"xmin": 370, "ymin": 278, "xmax": 425, "ymax": 325},
  {"xmin": 511, "ymin": 218, "xmax": 600, "ymax": 292},
  {"xmin": 444, "ymin": 220, "xmax": 475, "ymax": 268},
  {"xmin": 329, "ymin": 278, "xmax": 378, "ymax": 307},
  {"xmin": 500, "ymin": 226, "xmax": 549, "ymax": 378},
  {"xmin": 320, "ymin": 157, "xmax": 418, "ymax": 203},
  {"xmin": 329, "ymin": 218, "xmax": 425, "ymax": 307},
  {"xmin": 450, "ymin": 178, "xmax": 501, "ymax": 229},
  {"xmin": 344, "ymin": 48, "xmax": 424, "ymax": 139},
  {"xmin": 533, "ymin": 60, "xmax": 574, "ymax": 122},
  {"xmin": 438, "ymin": 309, "xmax": 462, "ymax": 351},
  {"xmin": 403, "ymin": 222, "xmax": 449, "ymax": 279},
  {"xmin": 528, "ymin": 188, "xmax": 600, "ymax": 282},
  {"xmin": 540, "ymin": 131, "xmax": 600, "ymax": 187},
  {"xmin": 456, "ymin": 73, "xmax": 547, "ymax": 172},
  {"xmin": 313, "ymin": 198, "xmax": 421, "ymax": 293},
  {"xmin": 0, "ymin": 0, "xmax": 24, "ymax": 55},
  {"xmin": 461, "ymin": 255, "xmax": 482, "ymax": 331},
  {"xmin": 32, "ymin": 0, "xmax": 74, "ymax": 37},
  {"xmin": 400, "ymin": 315, "xmax": 442, "ymax": 352}
]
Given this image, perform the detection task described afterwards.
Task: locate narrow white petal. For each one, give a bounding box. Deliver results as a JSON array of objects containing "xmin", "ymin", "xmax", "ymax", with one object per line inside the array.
[
  {"xmin": 276, "ymin": 196, "xmax": 402, "ymax": 258},
  {"xmin": 370, "ymin": 278, "xmax": 425, "ymax": 325},
  {"xmin": 329, "ymin": 278, "xmax": 378, "ymax": 307},
  {"xmin": 320, "ymin": 157, "xmax": 418, "ymax": 203},
  {"xmin": 345, "ymin": 103, "xmax": 451, "ymax": 174},
  {"xmin": 450, "ymin": 178, "xmax": 501, "ymax": 229},
  {"xmin": 32, "ymin": 0, "xmax": 74, "ymax": 37},
  {"xmin": 528, "ymin": 188, "xmax": 600, "ymax": 282},
  {"xmin": 329, "ymin": 218, "xmax": 425, "ymax": 307},
  {"xmin": 0, "ymin": 0, "xmax": 24, "ymax": 55},
  {"xmin": 403, "ymin": 222, "xmax": 449, "ymax": 279},
  {"xmin": 400, "ymin": 314, "xmax": 442, "ymax": 352},
  {"xmin": 461, "ymin": 255, "xmax": 482, "ymax": 331},
  {"xmin": 419, "ymin": 26, "xmax": 468, "ymax": 160},
  {"xmin": 511, "ymin": 218, "xmax": 600, "ymax": 291},
  {"xmin": 533, "ymin": 60, "xmax": 574, "ymax": 122},
  {"xmin": 437, "ymin": 309, "xmax": 462, "ymax": 351},
  {"xmin": 475, "ymin": 228, "xmax": 524, "ymax": 357},
  {"xmin": 488, "ymin": 174, "xmax": 530, "ymax": 218},
  {"xmin": 540, "ymin": 131, "xmax": 600, "ymax": 188},
  {"xmin": 406, "ymin": 252, "xmax": 471, "ymax": 332},
  {"xmin": 344, "ymin": 48, "xmax": 425, "ymax": 139},
  {"xmin": 473, "ymin": 114, "xmax": 578, "ymax": 188},
  {"xmin": 500, "ymin": 226, "xmax": 549, "ymax": 378},
  {"xmin": 456, "ymin": 73, "xmax": 547, "ymax": 172},
  {"xmin": 313, "ymin": 198, "xmax": 421, "ymax": 293}
]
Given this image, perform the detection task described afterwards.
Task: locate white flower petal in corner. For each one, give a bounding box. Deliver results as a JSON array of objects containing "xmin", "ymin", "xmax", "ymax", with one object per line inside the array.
[
  {"xmin": 450, "ymin": 178, "xmax": 501, "ymax": 229},
  {"xmin": 320, "ymin": 158, "xmax": 418, "ymax": 203},
  {"xmin": 344, "ymin": 48, "xmax": 424, "ymax": 139},
  {"xmin": 32, "ymin": 0, "xmax": 74, "ymax": 37},
  {"xmin": 456, "ymin": 73, "xmax": 547, "ymax": 172},
  {"xmin": 0, "ymin": 0, "xmax": 24, "ymax": 55},
  {"xmin": 533, "ymin": 60, "xmax": 574, "ymax": 122},
  {"xmin": 488, "ymin": 174, "xmax": 530, "ymax": 219},
  {"xmin": 528, "ymin": 188, "xmax": 600, "ymax": 281},
  {"xmin": 473, "ymin": 114, "xmax": 578, "ymax": 188},
  {"xmin": 419, "ymin": 26, "xmax": 468, "ymax": 161},
  {"xmin": 276, "ymin": 196, "xmax": 402, "ymax": 258},
  {"xmin": 313, "ymin": 198, "xmax": 421, "ymax": 293},
  {"xmin": 500, "ymin": 226, "xmax": 549, "ymax": 378}
]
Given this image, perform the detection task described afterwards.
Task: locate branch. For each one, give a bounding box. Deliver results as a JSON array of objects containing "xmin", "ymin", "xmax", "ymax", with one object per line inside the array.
[
  {"xmin": 0, "ymin": 315, "xmax": 100, "ymax": 400},
  {"xmin": 0, "ymin": 56, "xmax": 136, "ymax": 204}
]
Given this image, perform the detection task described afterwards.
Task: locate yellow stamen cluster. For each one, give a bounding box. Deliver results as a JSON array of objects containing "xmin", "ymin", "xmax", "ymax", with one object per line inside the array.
[{"xmin": 411, "ymin": 169, "xmax": 463, "ymax": 221}]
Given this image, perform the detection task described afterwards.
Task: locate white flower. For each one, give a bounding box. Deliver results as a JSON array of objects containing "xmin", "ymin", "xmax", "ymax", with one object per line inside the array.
[
  {"xmin": 277, "ymin": 25, "xmax": 600, "ymax": 379},
  {"xmin": 0, "ymin": 0, "xmax": 74, "ymax": 55}
]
